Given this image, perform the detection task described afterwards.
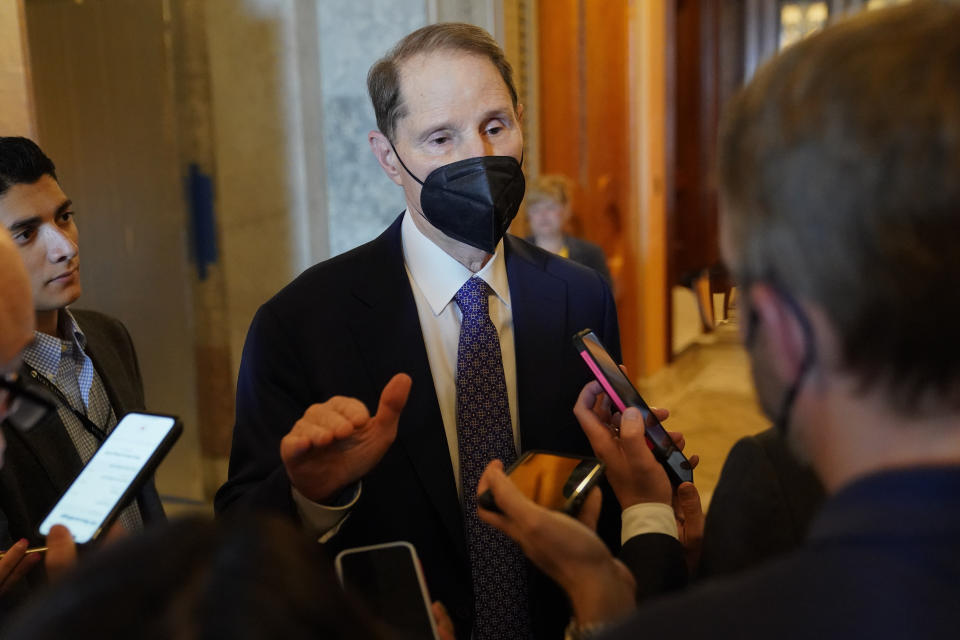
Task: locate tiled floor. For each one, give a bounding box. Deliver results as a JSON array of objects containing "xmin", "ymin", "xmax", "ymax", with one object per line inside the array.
[{"xmin": 638, "ymin": 313, "xmax": 769, "ymax": 508}]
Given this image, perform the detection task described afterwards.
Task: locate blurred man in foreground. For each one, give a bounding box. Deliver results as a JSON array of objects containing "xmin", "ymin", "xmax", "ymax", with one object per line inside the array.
[
  {"xmin": 0, "ymin": 230, "xmax": 74, "ymax": 605},
  {"xmin": 478, "ymin": 2, "xmax": 960, "ymax": 637}
]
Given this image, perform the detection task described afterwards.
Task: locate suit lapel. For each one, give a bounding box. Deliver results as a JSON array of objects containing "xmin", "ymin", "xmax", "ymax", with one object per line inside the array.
[
  {"xmin": 505, "ymin": 236, "xmax": 568, "ymax": 451},
  {"xmin": 348, "ymin": 216, "xmax": 467, "ymax": 560},
  {"xmin": 12, "ymin": 364, "xmax": 84, "ymax": 491},
  {"xmin": 75, "ymin": 313, "xmax": 131, "ymax": 417}
]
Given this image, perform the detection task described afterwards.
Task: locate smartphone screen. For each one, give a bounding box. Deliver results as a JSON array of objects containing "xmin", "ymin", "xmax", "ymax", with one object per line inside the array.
[
  {"xmin": 40, "ymin": 412, "xmax": 181, "ymax": 543},
  {"xmin": 507, "ymin": 451, "xmax": 604, "ymax": 511},
  {"xmin": 476, "ymin": 451, "xmax": 604, "ymax": 515},
  {"xmin": 336, "ymin": 542, "xmax": 439, "ymax": 640},
  {"xmin": 574, "ymin": 330, "xmax": 693, "ymax": 485}
]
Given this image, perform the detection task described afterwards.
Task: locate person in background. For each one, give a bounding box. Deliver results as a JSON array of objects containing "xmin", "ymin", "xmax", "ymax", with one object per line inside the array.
[{"xmin": 525, "ymin": 175, "xmax": 613, "ymax": 286}]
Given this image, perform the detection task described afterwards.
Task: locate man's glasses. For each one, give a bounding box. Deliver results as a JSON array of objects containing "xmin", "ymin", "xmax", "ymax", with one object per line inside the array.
[{"xmin": 0, "ymin": 373, "xmax": 56, "ymax": 432}]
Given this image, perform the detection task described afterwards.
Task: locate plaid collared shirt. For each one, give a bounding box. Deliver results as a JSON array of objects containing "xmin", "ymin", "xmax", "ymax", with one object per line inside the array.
[{"xmin": 22, "ymin": 308, "xmax": 144, "ymax": 533}]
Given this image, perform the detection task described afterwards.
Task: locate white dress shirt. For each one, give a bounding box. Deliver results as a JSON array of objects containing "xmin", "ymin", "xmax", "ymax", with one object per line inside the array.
[
  {"xmin": 294, "ymin": 211, "xmax": 520, "ymax": 538},
  {"xmin": 621, "ymin": 502, "xmax": 678, "ymax": 543}
]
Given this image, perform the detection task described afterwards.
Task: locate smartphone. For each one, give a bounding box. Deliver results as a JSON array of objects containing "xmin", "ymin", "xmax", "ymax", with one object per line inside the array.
[
  {"xmin": 573, "ymin": 329, "xmax": 694, "ymax": 486},
  {"xmin": 39, "ymin": 412, "xmax": 182, "ymax": 543},
  {"xmin": 335, "ymin": 541, "xmax": 439, "ymax": 640},
  {"xmin": 476, "ymin": 450, "xmax": 605, "ymax": 516}
]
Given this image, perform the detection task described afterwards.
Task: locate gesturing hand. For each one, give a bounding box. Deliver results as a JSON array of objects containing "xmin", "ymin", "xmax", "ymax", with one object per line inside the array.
[{"xmin": 281, "ymin": 373, "xmax": 412, "ymax": 503}]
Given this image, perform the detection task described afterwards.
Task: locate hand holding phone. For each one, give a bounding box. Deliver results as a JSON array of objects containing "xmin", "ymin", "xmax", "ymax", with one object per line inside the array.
[
  {"xmin": 39, "ymin": 412, "xmax": 181, "ymax": 543},
  {"xmin": 335, "ymin": 541, "xmax": 440, "ymax": 640},
  {"xmin": 476, "ymin": 450, "xmax": 605, "ymax": 516},
  {"xmin": 573, "ymin": 330, "xmax": 693, "ymax": 487}
]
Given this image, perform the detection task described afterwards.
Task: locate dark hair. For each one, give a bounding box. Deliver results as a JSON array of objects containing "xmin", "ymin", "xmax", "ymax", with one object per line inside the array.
[
  {"xmin": 718, "ymin": 1, "xmax": 960, "ymax": 412},
  {"xmin": 3, "ymin": 515, "xmax": 389, "ymax": 640},
  {"xmin": 367, "ymin": 22, "xmax": 518, "ymax": 142},
  {"xmin": 0, "ymin": 137, "xmax": 57, "ymax": 197}
]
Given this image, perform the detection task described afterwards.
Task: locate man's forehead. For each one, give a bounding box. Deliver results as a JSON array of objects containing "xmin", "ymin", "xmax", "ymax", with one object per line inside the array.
[
  {"xmin": 0, "ymin": 176, "xmax": 68, "ymax": 225},
  {"xmin": 396, "ymin": 51, "xmax": 513, "ymax": 118}
]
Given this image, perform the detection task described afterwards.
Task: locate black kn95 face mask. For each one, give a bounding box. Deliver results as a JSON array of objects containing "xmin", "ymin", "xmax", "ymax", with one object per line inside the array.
[{"xmin": 392, "ymin": 145, "xmax": 526, "ymax": 254}]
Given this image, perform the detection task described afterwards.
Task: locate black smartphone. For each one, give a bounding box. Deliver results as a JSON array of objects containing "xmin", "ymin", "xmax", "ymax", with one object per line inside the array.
[
  {"xmin": 476, "ymin": 450, "xmax": 605, "ymax": 516},
  {"xmin": 335, "ymin": 541, "xmax": 439, "ymax": 640},
  {"xmin": 573, "ymin": 329, "xmax": 694, "ymax": 486},
  {"xmin": 39, "ymin": 412, "xmax": 182, "ymax": 543}
]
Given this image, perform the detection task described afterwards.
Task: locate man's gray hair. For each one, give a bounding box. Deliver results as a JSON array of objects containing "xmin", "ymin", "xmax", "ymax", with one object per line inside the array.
[{"xmin": 718, "ymin": 1, "xmax": 960, "ymax": 411}]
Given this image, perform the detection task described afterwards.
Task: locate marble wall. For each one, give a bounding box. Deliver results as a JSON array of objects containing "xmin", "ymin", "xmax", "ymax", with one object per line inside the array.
[{"xmin": 317, "ymin": 0, "xmax": 427, "ymax": 256}]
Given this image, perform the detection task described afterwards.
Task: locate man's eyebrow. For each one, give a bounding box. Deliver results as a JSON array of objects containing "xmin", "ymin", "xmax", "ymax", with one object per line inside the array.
[
  {"xmin": 7, "ymin": 216, "xmax": 41, "ymax": 233},
  {"xmin": 6, "ymin": 199, "xmax": 72, "ymax": 232},
  {"xmin": 481, "ymin": 108, "xmax": 512, "ymax": 120},
  {"xmin": 414, "ymin": 109, "xmax": 515, "ymax": 143}
]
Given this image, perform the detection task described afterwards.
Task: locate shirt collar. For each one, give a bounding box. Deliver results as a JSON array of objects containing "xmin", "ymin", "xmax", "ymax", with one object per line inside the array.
[
  {"xmin": 60, "ymin": 308, "xmax": 87, "ymax": 350},
  {"xmin": 22, "ymin": 308, "xmax": 87, "ymax": 379},
  {"xmin": 401, "ymin": 210, "xmax": 511, "ymax": 315}
]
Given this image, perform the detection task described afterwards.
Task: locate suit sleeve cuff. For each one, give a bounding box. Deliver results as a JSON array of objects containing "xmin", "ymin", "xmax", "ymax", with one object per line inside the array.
[
  {"xmin": 621, "ymin": 502, "xmax": 678, "ymax": 544},
  {"xmin": 291, "ymin": 482, "xmax": 361, "ymax": 543}
]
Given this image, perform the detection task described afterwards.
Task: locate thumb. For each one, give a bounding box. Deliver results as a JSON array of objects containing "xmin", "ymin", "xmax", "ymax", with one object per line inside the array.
[
  {"xmin": 372, "ymin": 373, "xmax": 412, "ymax": 429},
  {"xmin": 676, "ymin": 482, "xmax": 704, "ymax": 529},
  {"xmin": 576, "ymin": 486, "xmax": 602, "ymax": 531},
  {"xmin": 618, "ymin": 407, "xmax": 652, "ymax": 460},
  {"xmin": 44, "ymin": 524, "xmax": 77, "ymax": 582}
]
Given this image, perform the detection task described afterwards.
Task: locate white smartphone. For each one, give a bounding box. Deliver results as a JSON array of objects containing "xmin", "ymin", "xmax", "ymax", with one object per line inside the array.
[
  {"xmin": 39, "ymin": 412, "xmax": 182, "ymax": 543},
  {"xmin": 335, "ymin": 541, "xmax": 440, "ymax": 640}
]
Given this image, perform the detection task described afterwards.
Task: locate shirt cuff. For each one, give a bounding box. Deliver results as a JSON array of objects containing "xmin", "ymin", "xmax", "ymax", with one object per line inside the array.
[
  {"xmin": 621, "ymin": 502, "xmax": 678, "ymax": 545},
  {"xmin": 291, "ymin": 482, "xmax": 361, "ymax": 543}
]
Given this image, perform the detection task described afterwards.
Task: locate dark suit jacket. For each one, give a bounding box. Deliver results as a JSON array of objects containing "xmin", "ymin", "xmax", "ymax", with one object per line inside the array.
[
  {"xmin": 216, "ymin": 214, "xmax": 624, "ymax": 639},
  {"xmin": 566, "ymin": 236, "xmax": 613, "ymax": 287},
  {"xmin": 617, "ymin": 428, "xmax": 824, "ymax": 602},
  {"xmin": 604, "ymin": 467, "xmax": 960, "ymax": 639},
  {"xmin": 0, "ymin": 309, "xmax": 164, "ymax": 612},
  {"xmin": 697, "ymin": 428, "xmax": 825, "ymax": 579},
  {"xmin": 620, "ymin": 532, "xmax": 689, "ymax": 603},
  {"xmin": 525, "ymin": 235, "xmax": 613, "ymax": 287}
]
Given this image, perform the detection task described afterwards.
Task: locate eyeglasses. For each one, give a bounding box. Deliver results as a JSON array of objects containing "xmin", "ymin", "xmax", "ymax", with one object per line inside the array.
[{"xmin": 0, "ymin": 373, "xmax": 56, "ymax": 432}]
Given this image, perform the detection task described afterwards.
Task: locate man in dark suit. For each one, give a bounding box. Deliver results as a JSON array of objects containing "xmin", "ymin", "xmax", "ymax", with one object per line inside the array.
[
  {"xmin": 215, "ymin": 23, "xmax": 621, "ymax": 640},
  {"xmin": 476, "ymin": 3, "xmax": 960, "ymax": 638},
  {"xmin": 0, "ymin": 137, "xmax": 164, "ymax": 610}
]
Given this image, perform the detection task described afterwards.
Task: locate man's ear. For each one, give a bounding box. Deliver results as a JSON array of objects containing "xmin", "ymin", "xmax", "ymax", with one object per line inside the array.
[
  {"xmin": 516, "ymin": 103, "xmax": 524, "ymax": 123},
  {"xmin": 747, "ymin": 283, "xmax": 810, "ymax": 382},
  {"xmin": 369, "ymin": 131, "xmax": 404, "ymax": 186}
]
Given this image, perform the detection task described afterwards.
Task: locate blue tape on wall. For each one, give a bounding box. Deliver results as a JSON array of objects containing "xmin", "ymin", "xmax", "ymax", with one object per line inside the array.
[{"xmin": 187, "ymin": 163, "xmax": 217, "ymax": 281}]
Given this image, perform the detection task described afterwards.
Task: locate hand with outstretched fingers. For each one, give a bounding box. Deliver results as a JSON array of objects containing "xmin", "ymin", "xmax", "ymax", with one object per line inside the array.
[{"xmin": 281, "ymin": 373, "xmax": 412, "ymax": 503}]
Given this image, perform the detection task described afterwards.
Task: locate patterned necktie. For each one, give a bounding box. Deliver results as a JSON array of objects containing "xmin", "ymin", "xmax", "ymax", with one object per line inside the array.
[{"xmin": 454, "ymin": 276, "xmax": 532, "ymax": 640}]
